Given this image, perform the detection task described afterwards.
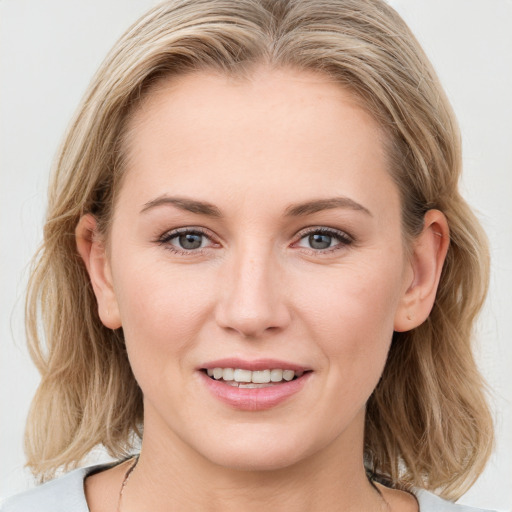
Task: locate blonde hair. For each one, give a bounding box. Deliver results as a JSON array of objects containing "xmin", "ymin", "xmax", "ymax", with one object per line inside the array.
[{"xmin": 25, "ymin": 0, "xmax": 493, "ymax": 498}]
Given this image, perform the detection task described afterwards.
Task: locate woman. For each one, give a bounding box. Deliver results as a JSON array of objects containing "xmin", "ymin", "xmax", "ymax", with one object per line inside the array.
[{"xmin": 1, "ymin": 0, "xmax": 497, "ymax": 510}]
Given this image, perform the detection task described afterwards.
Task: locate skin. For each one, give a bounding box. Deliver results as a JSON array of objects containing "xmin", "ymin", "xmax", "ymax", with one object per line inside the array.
[{"xmin": 78, "ymin": 66, "xmax": 449, "ymax": 512}]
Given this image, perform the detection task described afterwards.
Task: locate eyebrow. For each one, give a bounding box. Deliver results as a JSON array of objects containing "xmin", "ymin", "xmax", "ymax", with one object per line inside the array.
[
  {"xmin": 284, "ymin": 197, "xmax": 372, "ymax": 217},
  {"xmin": 140, "ymin": 195, "xmax": 371, "ymax": 218},
  {"xmin": 140, "ymin": 196, "xmax": 222, "ymax": 217}
]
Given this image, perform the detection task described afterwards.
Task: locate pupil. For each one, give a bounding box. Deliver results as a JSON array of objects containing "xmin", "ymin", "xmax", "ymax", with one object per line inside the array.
[
  {"xmin": 179, "ymin": 233, "xmax": 203, "ymax": 249},
  {"xmin": 309, "ymin": 233, "xmax": 331, "ymax": 250}
]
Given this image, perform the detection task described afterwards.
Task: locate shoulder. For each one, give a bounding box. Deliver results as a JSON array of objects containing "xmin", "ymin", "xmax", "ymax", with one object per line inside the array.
[
  {"xmin": 1, "ymin": 469, "xmax": 498, "ymax": 512},
  {"xmin": 413, "ymin": 488, "xmax": 498, "ymax": 512},
  {"xmin": 0, "ymin": 464, "xmax": 111, "ymax": 512}
]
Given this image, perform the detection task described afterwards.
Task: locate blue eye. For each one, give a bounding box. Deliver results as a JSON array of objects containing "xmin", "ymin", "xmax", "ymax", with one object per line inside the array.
[
  {"xmin": 158, "ymin": 228, "xmax": 214, "ymax": 253},
  {"xmin": 307, "ymin": 233, "xmax": 334, "ymax": 250},
  {"xmin": 296, "ymin": 228, "xmax": 352, "ymax": 252},
  {"xmin": 173, "ymin": 232, "xmax": 205, "ymax": 250}
]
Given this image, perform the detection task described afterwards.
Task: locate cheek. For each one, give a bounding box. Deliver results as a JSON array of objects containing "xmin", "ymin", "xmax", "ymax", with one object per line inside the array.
[
  {"xmin": 298, "ymin": 266, "xmax": 402, "ymax": 423},
  {"xmin": 292, "ymin": 256, "xmax": 405, "ymax": 373},
  {"xmin": 111, "ymin": 254, "xmax": 216, "ymax": 377},
  {"xmin": 299, "ymin": 259, "xmax": 403, "ymax": 329}
]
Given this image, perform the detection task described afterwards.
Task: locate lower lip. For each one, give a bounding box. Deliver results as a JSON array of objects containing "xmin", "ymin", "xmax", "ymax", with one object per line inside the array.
[{"xmin": 199, "ymin": 371, "xmax": 311, "ymax": 411}]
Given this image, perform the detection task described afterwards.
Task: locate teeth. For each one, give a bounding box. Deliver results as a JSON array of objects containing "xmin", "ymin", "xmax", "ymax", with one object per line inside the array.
[
  {"xmin": 252, "ymin": 370, "xmax": 270, "ymax": 384},
  {"xmin": 205, "ymin": 367, "xmax": 304, "ymax": 383},
  {"xmin": 224, "ymin": 381, "xmax": 275, "ymax": 388},
  {"xmin": 233, "ymin": 369, "xmax": 252, "ymax": 383},
  {"xmin": 222, "ymin": 368, "xmax": 234, "ymax": 380},
  {"xmin": 283, "ymin": 370, "xmax": 295, "ymax": 381},
  {"xmin": 270, "ymin": 369, "xmax": 283, "ymax": 382}
]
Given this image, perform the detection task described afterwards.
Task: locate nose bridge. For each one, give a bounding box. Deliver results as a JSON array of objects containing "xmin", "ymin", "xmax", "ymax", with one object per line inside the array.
[{"xmin": 216, "ymin": 239, "xmax": 290, "ymax": 337}]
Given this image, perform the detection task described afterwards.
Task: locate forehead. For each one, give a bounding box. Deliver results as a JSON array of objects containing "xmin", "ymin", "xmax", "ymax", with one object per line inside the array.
[
  {"xmin": 119, "ymin": 66, "xmax": 397, "ymax": 217},
  {"xmin": 127, "ymin": 66, "xmax": 384, "ymax": 149}
]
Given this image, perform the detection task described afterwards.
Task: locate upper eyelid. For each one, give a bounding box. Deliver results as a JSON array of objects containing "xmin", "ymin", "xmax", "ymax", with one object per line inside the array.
[
  {"xmin": 294, "ymin": 225, "xmax": 353, "ymax": 239},
  {"xmin": 292, "ymin": 227, "xmax": 354, "ymax": 253},
  {"xmin": 159, "ymin": 226, "xmax": 214, "ymax": 238},
  {"xmin": 157, "ymin": 226, "xmax": 219, "ymax": 247},
  {"xmin": 156, "ymin": 225, "xmax": 353, "ymax": 247}
]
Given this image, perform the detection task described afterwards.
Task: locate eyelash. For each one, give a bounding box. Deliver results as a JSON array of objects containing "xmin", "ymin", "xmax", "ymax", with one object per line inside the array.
[
  {"xmin": 156, "ymin": 226, "xmax": 354, "ymax": 256},
  {"xmin": 293, "ymin": 227, "xmax": 354, "ymax": 254},
  {"xmin": 156, "ymin": 227, "xmax": 217, "ymax": 256}
]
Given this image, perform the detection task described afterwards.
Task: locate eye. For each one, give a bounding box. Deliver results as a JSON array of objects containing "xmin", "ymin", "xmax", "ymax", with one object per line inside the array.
[
  {"xmin": 303, "ymin": 233, "xmax": 335, "ymax": 250},
  {"xmin": 294, "ymin": 227, "xmax": 353, "ymax": 252},
  {"xmin": 173, "ymin": 232, "xmax": 206, "ymax": 250},
  {"xmin": 157, "ymin": 227, "xmax": 217, "ymax": 254}
]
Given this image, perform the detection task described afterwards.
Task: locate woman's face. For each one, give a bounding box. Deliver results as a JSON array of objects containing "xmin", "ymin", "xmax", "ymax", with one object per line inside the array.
[{"xmin": 101, "ymin": 67, "xmax": 415, "ymax": 470}]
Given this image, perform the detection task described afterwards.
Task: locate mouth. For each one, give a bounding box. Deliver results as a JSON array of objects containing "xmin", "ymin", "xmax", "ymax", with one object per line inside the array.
[
  {"xmin": 198, "ymin": 360, "xmax": 312, "ymax": 411},
  {"xmin": 201, "ymin": 367, "xmax": 308, "ymax": 388}
]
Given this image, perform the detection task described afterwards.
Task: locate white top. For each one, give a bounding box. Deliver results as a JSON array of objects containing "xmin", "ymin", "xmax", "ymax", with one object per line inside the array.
[{"xmin": 0, "ymin": 464, "xmax": 497, "ymax": 512}]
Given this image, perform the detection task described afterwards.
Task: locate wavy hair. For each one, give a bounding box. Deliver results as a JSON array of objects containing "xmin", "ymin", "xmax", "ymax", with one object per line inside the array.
[{"xmin": 25, "ymin": 0, "xmax": 493, "ymax": 498}]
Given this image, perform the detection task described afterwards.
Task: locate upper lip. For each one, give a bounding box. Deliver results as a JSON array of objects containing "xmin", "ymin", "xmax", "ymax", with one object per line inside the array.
[{"xmin": 199, "ymin": 358, "xmax": 310, "ymax": 372}]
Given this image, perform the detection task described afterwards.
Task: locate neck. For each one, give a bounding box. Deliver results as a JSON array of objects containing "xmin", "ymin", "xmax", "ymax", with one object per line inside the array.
[{"xmin": 121, "ymin": 410, "xmax": 389, "ymax": 512}]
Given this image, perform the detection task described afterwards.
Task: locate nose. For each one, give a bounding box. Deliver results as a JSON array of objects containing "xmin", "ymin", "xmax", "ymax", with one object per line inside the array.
[{"xmin": 215, "ymin": 245, "xmax": 291, "ymax": 338}]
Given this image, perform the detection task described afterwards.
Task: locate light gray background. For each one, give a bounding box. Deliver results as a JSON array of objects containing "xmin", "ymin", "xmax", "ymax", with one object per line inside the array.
[{"xmin": 1, "ymin": 1, "xmax": 511, "ymax": 510}]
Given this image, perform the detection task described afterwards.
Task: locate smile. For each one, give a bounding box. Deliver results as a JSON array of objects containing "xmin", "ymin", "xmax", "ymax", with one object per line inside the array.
[
  {"xmin": 199, "ymin": 361, "xmax": 312, "ymax": 411},
  {"xmin": 205, "ymin": 368, "xmax": 304, "ymax": 387}
]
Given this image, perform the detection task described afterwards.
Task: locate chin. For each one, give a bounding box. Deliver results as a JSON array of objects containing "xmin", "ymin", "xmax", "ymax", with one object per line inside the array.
[
  {"xmin": 194, "ymin": 426, "xmax": 326, "ymax": 473},
  {"xmin": 208, "ymin": 448, "xmax": 305, "ymax": 473}
]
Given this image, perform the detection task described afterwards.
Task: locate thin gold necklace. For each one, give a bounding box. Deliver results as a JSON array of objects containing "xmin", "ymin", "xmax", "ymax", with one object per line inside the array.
[
  {"xmin": 117, "ymin": 456, "xmax": 139, "ymax": 512},
  {"xmin": 116, "ymin": 456, "xmax": 392, "ymax": 512}
]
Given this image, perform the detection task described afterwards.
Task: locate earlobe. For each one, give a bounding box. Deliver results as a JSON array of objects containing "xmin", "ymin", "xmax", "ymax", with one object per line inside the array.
[
  {"xmin": 394, "ymin": 209, "xmax": 450, "ymax": 332},
  {"xmin": 75, "ymin": 214, "xmax": 122, "ymax": 329}
]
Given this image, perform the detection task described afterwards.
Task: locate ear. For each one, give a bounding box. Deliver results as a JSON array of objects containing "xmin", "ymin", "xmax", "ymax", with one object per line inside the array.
[
  {"xmin": 75, "ymin": 214, "xmax": 122, "ymax": 329},
  {"xmin": 394, "ymin": 209, "xmax": 450, "ymax": 332}
]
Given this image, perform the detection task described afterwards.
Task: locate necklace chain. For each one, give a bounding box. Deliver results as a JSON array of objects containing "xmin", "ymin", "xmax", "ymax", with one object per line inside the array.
[
  {"xmin": 115, "ymin": 455, "xmax": 393, "ymax": 512},
  {"xmin": 117, "ymin": 456, "xmax": 139, "ymax": 512}
]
